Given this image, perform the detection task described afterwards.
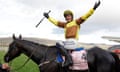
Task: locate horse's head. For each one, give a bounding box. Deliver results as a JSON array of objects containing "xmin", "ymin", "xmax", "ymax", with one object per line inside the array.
[{"xmin": 4, "ymin": 34, "xmax": 22, "ymax": 62}]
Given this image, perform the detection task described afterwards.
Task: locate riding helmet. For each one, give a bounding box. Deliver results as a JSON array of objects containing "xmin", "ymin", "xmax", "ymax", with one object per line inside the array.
[{"xmin": 63, "ymin": 10, "xmax": 73, "ymax": 17}]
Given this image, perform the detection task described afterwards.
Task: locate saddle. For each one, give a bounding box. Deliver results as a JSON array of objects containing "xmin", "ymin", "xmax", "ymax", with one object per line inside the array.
[{"xmin": 57, "ymin": 47, "xmax": 88, "ymax": 70}]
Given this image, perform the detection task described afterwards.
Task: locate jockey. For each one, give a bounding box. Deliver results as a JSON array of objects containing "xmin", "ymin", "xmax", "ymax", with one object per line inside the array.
[
  {"xmin": 43, "ymin": 0, "xmax": 101, "ymax": 67},
  {"xmin": 0, "ymin": 63, "xmax": 10, "ymax": 71}
]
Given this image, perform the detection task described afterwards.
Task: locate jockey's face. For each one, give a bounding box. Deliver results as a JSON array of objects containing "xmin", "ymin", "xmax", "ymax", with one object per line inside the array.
[{"xmin": 65, "ymin": 14, "xmax": 73, "ymax": 23}]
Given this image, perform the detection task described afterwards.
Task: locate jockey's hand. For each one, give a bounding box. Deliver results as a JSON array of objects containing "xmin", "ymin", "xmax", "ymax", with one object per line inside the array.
[
  {"xmin": 93, "ymin": 0, "xmax": 101, "ymax": 10},
  {"xmin": 43, "ymin": 12, "xmax": 49, "ymax": 19}
]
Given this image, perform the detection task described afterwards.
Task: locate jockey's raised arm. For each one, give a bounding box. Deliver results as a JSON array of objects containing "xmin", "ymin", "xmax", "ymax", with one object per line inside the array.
[
  {"xmin": 76, "ymin": 0, "xmax": 101, "ymax": 24},
  {"xmin": 48, "ymin": 17, "xmax": 66, "ymax": 28}
]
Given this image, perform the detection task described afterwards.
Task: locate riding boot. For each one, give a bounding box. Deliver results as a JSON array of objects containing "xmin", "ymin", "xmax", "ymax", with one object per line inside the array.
[
  {"xmin": 56, "ymin": 43, "xmax": 73, "ymax": 67},
  {"xmin": 60, "ymin": 47, "xmax": 73, "ymax": 67}
]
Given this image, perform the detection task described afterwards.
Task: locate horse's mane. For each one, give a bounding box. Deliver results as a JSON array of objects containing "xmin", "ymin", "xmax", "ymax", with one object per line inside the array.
[
  {"xmin": 15, "ymin": 39, "xmax": 56, "ymax": 49},
  {"xmin": 17, "ymin": 39, "xmax": 47, "ymax": 47}
]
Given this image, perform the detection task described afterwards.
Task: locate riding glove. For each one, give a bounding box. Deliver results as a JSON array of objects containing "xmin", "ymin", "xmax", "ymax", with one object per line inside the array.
[
  {"xmin": 93, "ymin": 0, "xmax": 101, "ymax": 10},
  {"xmin": 43, "ymin": 12, "xmax": 49, "ymax": 19}
]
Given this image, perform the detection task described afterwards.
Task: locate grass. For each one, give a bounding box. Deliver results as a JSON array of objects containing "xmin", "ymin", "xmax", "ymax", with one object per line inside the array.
[{"xmin": 0, "ymin": 51, "xmax": 39, "ymax": 72}]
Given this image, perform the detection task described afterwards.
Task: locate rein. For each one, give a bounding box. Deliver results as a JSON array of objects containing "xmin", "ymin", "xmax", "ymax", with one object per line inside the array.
[{"xmin": 38, "ymin": 46, "xmax": 56, "ymax": 67}]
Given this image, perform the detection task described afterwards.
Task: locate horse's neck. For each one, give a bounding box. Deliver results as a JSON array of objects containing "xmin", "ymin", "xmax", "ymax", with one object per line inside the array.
[
  {"xmin": 17, "ymin": 40, "xmax": 58, "ymax": 64},
  {"xmin": 17, "ymin": 40, "xmax": 47, "ymax": 64}
]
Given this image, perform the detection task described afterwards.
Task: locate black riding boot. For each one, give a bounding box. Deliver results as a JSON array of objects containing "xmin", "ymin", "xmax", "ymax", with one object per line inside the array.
[{"xmin": 56, "ymin": 43, "xmax": 73, "ymax": 67}]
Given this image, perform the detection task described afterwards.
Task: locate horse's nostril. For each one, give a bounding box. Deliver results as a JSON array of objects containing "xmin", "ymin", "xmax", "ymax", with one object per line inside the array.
[{"xmin": 4, "ymin": 56, "xmax": 9, "ymax": 62}]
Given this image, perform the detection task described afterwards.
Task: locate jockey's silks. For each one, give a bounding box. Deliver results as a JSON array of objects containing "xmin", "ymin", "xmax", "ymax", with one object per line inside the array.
[{"xmin": 48, "ymin": 8, "xmax": 94, "ymax": 40}]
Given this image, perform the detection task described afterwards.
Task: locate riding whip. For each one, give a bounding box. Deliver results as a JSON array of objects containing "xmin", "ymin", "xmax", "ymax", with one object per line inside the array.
[{"xmin": 35, "ymin": 10, "xmax": 51, "ymax": 28}]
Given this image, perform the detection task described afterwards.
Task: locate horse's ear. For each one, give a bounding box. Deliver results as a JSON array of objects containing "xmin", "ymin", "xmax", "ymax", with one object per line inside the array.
[
  {"xmin": 13, "ymin": 34, "xmax": 16, "ymax": 40},
  {"xmin": 19, "ymin": 34, "xmax": 22, "ymax": 39}
]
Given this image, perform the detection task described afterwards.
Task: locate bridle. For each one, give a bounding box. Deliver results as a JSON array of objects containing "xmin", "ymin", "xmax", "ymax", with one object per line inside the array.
[{"xmin": 8, "ymin": 44, "xmax": 38, "ymax": 72}]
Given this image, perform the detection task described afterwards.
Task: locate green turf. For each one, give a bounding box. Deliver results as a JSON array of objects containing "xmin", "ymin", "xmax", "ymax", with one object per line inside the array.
[{"xmin": 0, "ymin": 51, "xmax": 39, "ymax": 72}]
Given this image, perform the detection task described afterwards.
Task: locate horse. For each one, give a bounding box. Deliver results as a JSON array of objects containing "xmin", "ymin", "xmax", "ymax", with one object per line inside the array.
[{"xmin": 4, "ymin": 35, "xmax": 120, "ymax": 72}]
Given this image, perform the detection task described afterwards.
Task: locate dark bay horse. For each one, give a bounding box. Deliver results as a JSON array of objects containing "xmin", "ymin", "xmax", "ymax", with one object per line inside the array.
[{"xmin": 4, "ymin": 35, "xmax": 120, "ymax": 72}]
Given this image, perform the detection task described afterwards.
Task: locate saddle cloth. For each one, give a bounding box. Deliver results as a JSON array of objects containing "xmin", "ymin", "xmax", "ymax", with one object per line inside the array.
[
  {"xmin": 57, "ymin": 48, "xmax": 88, "ymax": 70},
  {"xmin": 69, "ymin": 49, "xmax": 88, "ymax": 70}
]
